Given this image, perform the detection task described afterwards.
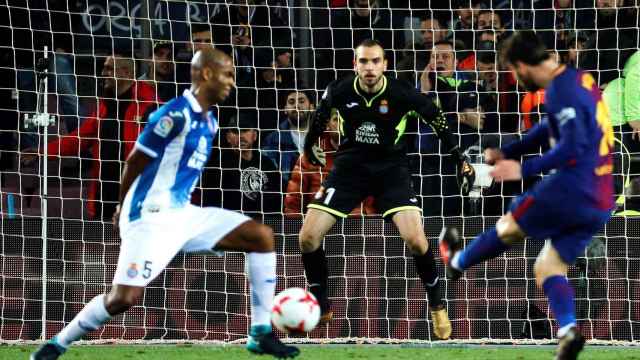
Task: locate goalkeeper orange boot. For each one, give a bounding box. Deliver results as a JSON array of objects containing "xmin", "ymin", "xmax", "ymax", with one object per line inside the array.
[
  {"xmin": 430, "ymin": 304, "xmax": 452, "ymax": 340},
  {"xmin": 309, "ymin": 284, "xmax": 333, "ymax": 325},
  {"xmin": 555, "ymin": 327, "xmax": 585, "ymax": 360},
  {"xmin": 319, "ymin": 310, "xmax": 334, "ymax": 325},
  {"xmin": 439, "ymin": 227, "xmax": 463, "ymax": 281}
]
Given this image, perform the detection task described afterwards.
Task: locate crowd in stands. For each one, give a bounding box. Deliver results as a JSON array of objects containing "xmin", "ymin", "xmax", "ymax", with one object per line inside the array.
[{"xmin": 1, "ymin": 0, "xmax": 639, "ymax": 220}]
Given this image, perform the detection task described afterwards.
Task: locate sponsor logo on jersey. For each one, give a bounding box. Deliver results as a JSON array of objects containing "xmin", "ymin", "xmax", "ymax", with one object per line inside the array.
[
  {"xmin": 127, "ymin": 263, "xmax": 138, "ymax": 278},
  {"xmin": 153, "ymin": 116, "xmax": 174, "ymax": 137},
  {"xmin": 555, "ymin": 107, "xmax": 576, "ymax": 126},
  {"xmin": 379, "ymin": 99, "xmax": 389, "ymax": 114},
  {"xmin": 355, "ymin": 121, "xmax": 380, "ymax": 144},
  {"xmin": 187, "ymin": 136, "xmax": 209, "ymax": 169},
  {"xmin": 346, "ymin": 102, "xmax": 359, "ymax": 108},
  {"xmin": 409, "ymin": 197, "xmax": 418, "ymax": 203},
  {"xmin": 240, "ymin": 167, "xmax": 268, "ymax": 200}
]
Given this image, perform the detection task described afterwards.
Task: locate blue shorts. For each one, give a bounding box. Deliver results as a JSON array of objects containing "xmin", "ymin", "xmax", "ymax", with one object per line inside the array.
[{"xmin": 508, "ymin": 190, "xmax": 610, "ymax": 264}]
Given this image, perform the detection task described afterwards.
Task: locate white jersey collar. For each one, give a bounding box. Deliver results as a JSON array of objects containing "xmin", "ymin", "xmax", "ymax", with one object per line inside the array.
[{"xmin": 183, "ymin": 89, "xmax": 203, "ymax": 113}]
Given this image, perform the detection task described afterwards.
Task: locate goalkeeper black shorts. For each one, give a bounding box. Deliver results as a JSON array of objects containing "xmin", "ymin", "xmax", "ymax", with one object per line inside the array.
[{"xmin": 308, "ymin": 163, "xmax": 421, "ymax": 219}]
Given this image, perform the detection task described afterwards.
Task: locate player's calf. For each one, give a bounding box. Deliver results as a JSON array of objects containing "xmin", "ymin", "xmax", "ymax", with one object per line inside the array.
[{"xmin": 104, "ymin": 285, "xmax": 144, "ymax": 315}]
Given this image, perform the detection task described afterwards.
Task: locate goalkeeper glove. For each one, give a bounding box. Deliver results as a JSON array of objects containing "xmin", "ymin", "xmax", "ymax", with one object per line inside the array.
[
  {"xmin": 304, "ymin": 143, "xmax": 326, "ymax": 167},
  {"xmin": 457, "ymin": 159, "xmax": 476, "ymax": 196}
]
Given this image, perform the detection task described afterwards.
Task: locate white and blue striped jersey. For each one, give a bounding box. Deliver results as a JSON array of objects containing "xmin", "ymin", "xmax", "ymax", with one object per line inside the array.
[{"xmin": 123, "ymin": 89, "xmax": 219, "ymax": 222}]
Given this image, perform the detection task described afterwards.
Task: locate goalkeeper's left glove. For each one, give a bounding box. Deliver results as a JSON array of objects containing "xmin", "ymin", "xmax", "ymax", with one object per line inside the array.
[
  {"xmin": 304, "ymin": 143, "xmax": 326, "ymax": 167},
  {"xmin": 457, "ymin": 159, "xmax": 476, "ymax": 196}
]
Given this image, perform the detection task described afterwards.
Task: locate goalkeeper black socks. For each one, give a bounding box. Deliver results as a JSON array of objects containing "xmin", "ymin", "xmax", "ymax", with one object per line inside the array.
[
  {"xmin": 413, "ymin": 245, "xmax": 443, "ymax": 308},
  {"xmin": 302, "ymin": 247, "xmax": 329, "ymax": 312}
]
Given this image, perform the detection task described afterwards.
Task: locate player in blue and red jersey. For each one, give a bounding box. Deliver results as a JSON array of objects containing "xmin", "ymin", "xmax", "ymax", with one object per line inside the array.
[{"xmin": 439, "ymin": 31, "xmax": 614, "ymax": 360}]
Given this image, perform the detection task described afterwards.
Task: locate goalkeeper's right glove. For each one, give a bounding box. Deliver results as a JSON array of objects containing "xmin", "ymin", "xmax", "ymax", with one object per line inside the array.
[{"xmin": 304, "ymin": 142, "xmax": 326, "ymax": 167}]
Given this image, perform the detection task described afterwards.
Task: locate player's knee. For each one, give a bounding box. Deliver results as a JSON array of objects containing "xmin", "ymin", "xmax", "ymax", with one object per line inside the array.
[
  {"xmin": 533, "ymin": 256, "xmax": 565, "ymax": 288},
  {"xmin": 299, "ymin": 226, "xmax": 321, "ymax": 253},
  {"xmin": 404, "ymin": 233, "xmax": 427, "ymax": 255},
  {"xmin": 496, "ymin": 214, "xmax": 525, "ymax": 245},
  {"xmin": 252, "ymin": 224, "xmax": 274, "ymax": 252}
]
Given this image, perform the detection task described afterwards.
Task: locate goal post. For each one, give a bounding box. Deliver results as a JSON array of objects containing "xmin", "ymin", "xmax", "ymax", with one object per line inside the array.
[{"xmin": 0, "ymin": 0, "xmax": 639, "ymax": 344}]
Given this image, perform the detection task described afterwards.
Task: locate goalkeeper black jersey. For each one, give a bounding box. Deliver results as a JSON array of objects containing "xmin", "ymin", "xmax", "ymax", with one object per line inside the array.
[{"xmin": 316, "ymin": 74, "xmax": 458, "ymax": 165}]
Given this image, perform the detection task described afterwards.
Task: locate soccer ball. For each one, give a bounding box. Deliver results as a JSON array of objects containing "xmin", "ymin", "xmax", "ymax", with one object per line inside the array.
[{"xmin": 271, "ymin": 287, "xmax": 321, "ymax": 333}]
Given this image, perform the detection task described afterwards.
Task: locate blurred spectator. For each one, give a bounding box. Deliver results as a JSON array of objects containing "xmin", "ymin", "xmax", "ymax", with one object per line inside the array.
[
  {"xmin": 176, "ymin": 23, "xmax": 216, "ymax": 93},
  {"xmin": 199, "ymin": 110, "xmax": 281, "ymax": 219},
  {"xmin": 263, "ymin": 90, "xmax": 315, "ymax": 186},
  {"xmin": 622, "ymin": 51, "xmax": 640, "ymax": 140},
  {"xmin": 23, "ymin": 54, "xmax": 157, "ymax": 220},
  {"xmin": 475, "ymin": 50, "xmax": 520, "ymax": 133},
  {"xmin": 603, "ymin": 51, "xmax": 640, "ymax": 193},
  {"xmin": 614, "ymin": 177, "xmax": 640, "ymax": 216},
  {"xmin": 223, "ymin": 0, "xmax": 291, "ymax": 110},
  {"xmin": 476, "ymin": 10, "xmax": 506, "ymax": 39},
  {"xmin": 17, "ymin": 35, "xmax": 84, "ymax": 148},
  {"xmin": 186, "ymin": 23, "xmax": 215, "ymax": 54},
  {"xmin": 420, "ymin": 41, "xmax": 476, "ymax": 112},
  {"xmin": 449, "ymin": 0, "xmax": 485, "ymax": 50},
  {"xmin": 603, "ymin": 76, "xmax": 629, "ymax": 197},
  {"xmin": 397, "ymin": 16, "xmax": 447, "ymax": 85},
  {"xmin": 561, "ymin": 32, "xmax": 588, "ymax": 68},
  {"xmin": 457, "ymin": 38, "xmax": 495, "ymax": 72},
  {"xmin": 420, "ymin": 16, "xmax": 448, "ymax": 52},
  {"xmin": 256, "ymin": 48, "xmax": 296, "ymax": 135},
  {"xmin": 520, "ymin": 89, "xmax": 546, "ymax": 131},
  {"xmin": 534, "ymin": 0, "xmax": 575, "ymax": 49},
  {"xmin": 284, "ymin": 112, "xmax": 376, "ymax": 216},
  {"xmin": 331, "ymin": 0, "xmax": 393, "ymax": 73},
  {"xmin": 139, "ymin": 41, "xmax": 177, "ymax": 102},
  {"xmin": 579, "ymin": 0, "xmax": 638, "ymax": 85}
]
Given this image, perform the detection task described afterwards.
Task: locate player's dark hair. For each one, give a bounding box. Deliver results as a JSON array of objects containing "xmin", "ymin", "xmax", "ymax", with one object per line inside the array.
[
  {"xmin": 190, "ymin": 23, "xmax": 212, "ymax": 34},
  {"xmin": 356, "ymin": 39, "xmax": 386, "ymax": 59},
  {"xmin": 501, "ymin": 31, "xmax": 550, "ymax": 66},
  {"xmin": 434, "ymin": 40, "xmax": 455, "ymax": 49}
]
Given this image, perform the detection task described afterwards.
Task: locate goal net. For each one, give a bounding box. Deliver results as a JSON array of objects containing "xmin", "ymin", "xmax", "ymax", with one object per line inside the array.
[{"xmin": 1, "ymin": 0, "xmax": 639, "ymax": 344}]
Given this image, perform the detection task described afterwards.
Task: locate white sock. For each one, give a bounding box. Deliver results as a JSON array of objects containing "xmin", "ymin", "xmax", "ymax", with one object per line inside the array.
[
  {"xmin": 247, "ymin": 252, "xmax": 277, "ymax": 327},
  {"xmin": 56, "ymin": 294, "xmax": 112, "ymax": 348},
  {"xmin": 557, "ymin": 322, "xmax": 577, "ymax": 338},
  {"xmin": 451, "ymin": 252, "xmax": 462, "ymax": 271}
]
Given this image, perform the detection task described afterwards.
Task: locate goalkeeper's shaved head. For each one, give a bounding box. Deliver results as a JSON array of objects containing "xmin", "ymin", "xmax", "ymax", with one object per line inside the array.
[{"xmin": 190, "ymin": 47, "xmax": 235, "ymax": 106}]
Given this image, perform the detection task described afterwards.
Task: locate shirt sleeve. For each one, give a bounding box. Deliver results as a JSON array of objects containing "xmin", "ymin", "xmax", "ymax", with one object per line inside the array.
[
  {"xmin": 520, "ymin": 105, "xmax": 590, "ymax": 177},
  {"xmin": 135, "ymin": 108, "xmax": 185, "ymax": 158},
  {"xmin": 501, "ymin": 118, "xmax": 551, "ymax": 160},
  {"xmin": 401, "ymin": 83, "xmax": 459, "ymax": 156}
]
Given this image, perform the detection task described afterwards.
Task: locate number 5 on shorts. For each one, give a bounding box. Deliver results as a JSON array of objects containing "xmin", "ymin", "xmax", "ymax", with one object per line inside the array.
[
  {"xmin": 323, "ymin": 187, "xmax": 336, "ymax": 205},
  {"xmin": 143, "ymin": 261, "xmax": 153, "ymax": 279}
]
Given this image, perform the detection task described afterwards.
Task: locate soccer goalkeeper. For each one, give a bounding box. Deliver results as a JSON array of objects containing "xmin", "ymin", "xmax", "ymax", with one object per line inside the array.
[{"xmin": 299, "ymin": 39, "xmax": 476, "ymax": 340}]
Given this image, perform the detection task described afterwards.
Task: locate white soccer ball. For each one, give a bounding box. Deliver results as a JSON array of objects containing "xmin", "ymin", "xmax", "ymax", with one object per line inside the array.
[{"xmin": 271, "ymin": 287, "xmax": 321, "ymax": 333}]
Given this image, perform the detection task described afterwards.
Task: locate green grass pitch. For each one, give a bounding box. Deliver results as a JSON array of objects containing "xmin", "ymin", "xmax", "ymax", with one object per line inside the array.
[{"xmin": 3, "ymin": 344, "xmax": 640, "ymax": 360}]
